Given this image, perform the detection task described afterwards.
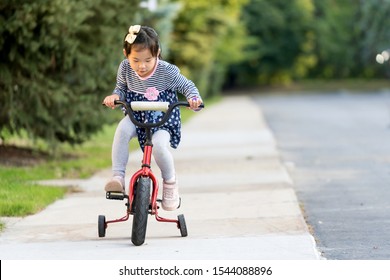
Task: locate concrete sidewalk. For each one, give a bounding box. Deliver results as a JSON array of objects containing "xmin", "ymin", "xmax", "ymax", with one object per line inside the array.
[{"xmin": 0, "ymin": 95, "xmax": 321, "ymax": 260}]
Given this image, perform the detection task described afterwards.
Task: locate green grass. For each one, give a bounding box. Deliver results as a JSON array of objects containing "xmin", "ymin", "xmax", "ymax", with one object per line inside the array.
[
  {"xmin": 0, "ymin": 123, "xmax": 124, "ymax": 220},
  {"xmin": 0, "ymin": 99, "xmax": 218, "ymax": 230},
  {"xmin": 0, "ymin": 173, "xmax": 66, "ymax": 216}
]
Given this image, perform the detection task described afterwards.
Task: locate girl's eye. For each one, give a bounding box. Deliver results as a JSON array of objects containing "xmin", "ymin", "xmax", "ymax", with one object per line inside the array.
[{"xmin": 131, "ymin": 59, "xmax": 153, "ymax": 63}]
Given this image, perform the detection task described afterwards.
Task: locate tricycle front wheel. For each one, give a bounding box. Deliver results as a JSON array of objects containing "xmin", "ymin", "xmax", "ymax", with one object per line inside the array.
[{"xmin": 131, "ymin": 177, "xmax": 150, "ymax": 246}]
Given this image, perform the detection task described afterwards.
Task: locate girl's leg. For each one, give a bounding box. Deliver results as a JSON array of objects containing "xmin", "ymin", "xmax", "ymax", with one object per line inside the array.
[
  {"xmin": 105, "ymin": 116, "xmax": 137, "ymax": 192},
  {"xmin": 152, "ymin": 129, "xmax": 179, "ymax": 210},
  {"xmin": 152, "ymin": 130, "xmax": 175, "ymax": 181}
]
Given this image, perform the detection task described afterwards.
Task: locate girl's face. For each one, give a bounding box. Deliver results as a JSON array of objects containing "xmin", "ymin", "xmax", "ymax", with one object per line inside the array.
[{"xmin": 124, "ymin": 47, "xmax": 158, "ymax": 78}]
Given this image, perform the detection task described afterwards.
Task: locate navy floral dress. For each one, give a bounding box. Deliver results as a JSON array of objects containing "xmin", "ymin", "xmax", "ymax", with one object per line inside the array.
[{"xmin": 124, "ymin": 88, "xmax": 180, "ymax": 150}]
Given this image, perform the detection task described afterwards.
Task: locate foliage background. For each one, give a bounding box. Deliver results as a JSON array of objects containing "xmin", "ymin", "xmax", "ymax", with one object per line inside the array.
[{"xmin": 1, "ymin": 0, "xmax": 390, "ymax": 150}]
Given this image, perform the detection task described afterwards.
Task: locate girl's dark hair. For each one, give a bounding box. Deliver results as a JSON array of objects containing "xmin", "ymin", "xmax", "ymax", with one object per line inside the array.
[{"xmin": 123, "ymin": 26, "xmax": 162, "ymax": 59}]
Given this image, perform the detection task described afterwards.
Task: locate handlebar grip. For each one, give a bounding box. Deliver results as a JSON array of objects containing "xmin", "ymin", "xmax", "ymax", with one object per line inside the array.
[{"xmin": 130, "ymin": 101, "xmax": 170, "ymax": 112}]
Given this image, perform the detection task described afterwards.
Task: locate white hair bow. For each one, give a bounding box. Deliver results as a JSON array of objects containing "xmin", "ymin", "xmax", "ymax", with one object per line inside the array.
[{"xmin": 125, "ymin": 25, "xmax": 141, "ymax": 44}]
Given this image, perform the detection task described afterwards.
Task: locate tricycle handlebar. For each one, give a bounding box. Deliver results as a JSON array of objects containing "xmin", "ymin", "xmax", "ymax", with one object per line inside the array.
[{"xmin": 113, "ymin": 100, "xmax": 204, "ymax": 129}]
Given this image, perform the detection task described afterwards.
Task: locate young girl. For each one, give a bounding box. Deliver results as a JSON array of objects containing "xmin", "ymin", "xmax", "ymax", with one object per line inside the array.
[{"xmin": 103, "ymin": 25, "xmax": 203, "ymax": 211}]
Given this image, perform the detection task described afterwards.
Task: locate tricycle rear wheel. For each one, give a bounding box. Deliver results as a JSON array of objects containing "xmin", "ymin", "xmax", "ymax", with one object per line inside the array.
[
  {"xmin": 98, "ymin": 215, "xmax": 106, "ymax": 237},
  {"xmin": 178, "ymin": 214, "xmax": 188, "ymax": 237}
]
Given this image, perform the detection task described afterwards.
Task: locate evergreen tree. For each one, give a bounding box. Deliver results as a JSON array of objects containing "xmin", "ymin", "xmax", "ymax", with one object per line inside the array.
[{"xmin": 0, "ymin": 0, "xmax": 141, "ymax": 149}]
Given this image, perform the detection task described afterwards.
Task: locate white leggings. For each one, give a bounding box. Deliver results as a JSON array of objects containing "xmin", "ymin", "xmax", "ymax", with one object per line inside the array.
[{"xmin": 112, "ymin": 116, "xmax": 175, "ymax": 181}]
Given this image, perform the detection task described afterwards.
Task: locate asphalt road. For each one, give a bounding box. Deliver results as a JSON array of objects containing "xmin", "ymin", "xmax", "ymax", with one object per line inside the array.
[{"xmin": 254, "ymin": 91, "xmax": 390, "ymax": 259}]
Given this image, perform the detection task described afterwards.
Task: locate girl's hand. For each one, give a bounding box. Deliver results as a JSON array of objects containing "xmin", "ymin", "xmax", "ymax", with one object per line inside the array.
[
  {"xmin": 188, "ymin": 96, "xmax": 203, "ymax": 111},
  {"xmin": 103, "ymin": 94, "xmax": 120, "ymax": 109}
]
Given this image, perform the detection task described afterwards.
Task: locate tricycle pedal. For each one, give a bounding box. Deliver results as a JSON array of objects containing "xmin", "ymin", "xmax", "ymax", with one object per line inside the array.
[{"xmin": 106, "ymin": 191, "xmax": 126, "ymax": 200}]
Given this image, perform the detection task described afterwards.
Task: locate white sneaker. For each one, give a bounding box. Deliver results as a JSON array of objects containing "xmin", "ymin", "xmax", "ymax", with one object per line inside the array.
[
  {"xmin": 162, "ymin": 180, "xmax": 179, "ymax": 211},
  {"xmin": 104, "ymin": 176, "xmax": 125, "ymax": 192}
]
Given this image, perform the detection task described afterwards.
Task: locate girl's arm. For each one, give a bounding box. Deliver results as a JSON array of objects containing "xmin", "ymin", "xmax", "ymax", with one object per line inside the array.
[
  {"xmin": 112, "ymin": 60, "xmax": 128, "ymax": 101},
  {"xmin": 103, "ymin": 60, "xmax": 128, "ymax": 109},
  {"xmin": 166, "ymin": 64, "xmax": 203, "ymax": 110}
]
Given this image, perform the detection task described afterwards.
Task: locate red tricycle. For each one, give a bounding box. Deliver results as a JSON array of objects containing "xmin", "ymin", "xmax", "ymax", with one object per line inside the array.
[{"xmin": 98, "ymin": 100, "xmax": 203, "ymax": 246}]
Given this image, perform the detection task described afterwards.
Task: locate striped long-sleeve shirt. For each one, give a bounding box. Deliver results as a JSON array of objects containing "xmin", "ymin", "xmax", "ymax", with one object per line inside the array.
[{"xmin": 112, "ymin": 59, "xmax": 201, "ymax": 149}]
